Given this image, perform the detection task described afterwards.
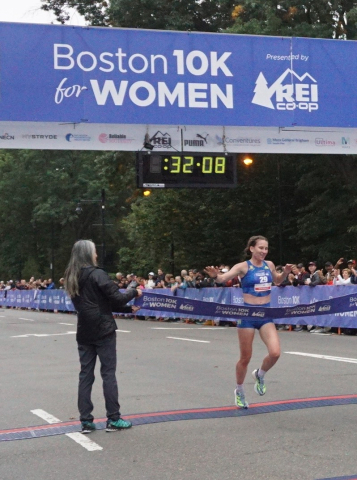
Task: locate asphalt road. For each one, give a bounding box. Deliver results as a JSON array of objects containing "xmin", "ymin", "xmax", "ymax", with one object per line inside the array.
[{"xmin": 1, "ymin": 309, "xmax": 357, "ymax": 480}]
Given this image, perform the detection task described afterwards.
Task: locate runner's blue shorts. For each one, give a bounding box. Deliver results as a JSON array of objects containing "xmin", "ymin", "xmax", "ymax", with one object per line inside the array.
[{"xmin": 236, "ymin": 303, "xmax": 274, "ymax": 330}]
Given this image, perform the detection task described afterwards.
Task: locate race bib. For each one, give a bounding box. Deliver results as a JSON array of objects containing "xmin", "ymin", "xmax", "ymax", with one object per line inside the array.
[{"xmin": 254, "ymin": 274, "xmax": 272, "ymax": 292}]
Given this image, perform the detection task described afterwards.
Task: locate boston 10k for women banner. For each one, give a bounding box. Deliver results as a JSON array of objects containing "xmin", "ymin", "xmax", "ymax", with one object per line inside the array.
[{"xmin": 1, "ymin": 22, "xmax": 357, "ymax": 130}]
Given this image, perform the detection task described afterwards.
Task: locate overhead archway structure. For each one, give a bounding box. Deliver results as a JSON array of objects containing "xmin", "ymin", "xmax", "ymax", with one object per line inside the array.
[{"xmin": 1, "ymin": 21, "xmax": 357, "ymax": 154}]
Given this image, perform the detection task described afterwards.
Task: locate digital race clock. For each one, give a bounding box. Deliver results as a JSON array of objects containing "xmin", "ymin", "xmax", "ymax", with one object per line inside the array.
[{"xmin": 136, "ymin": 152, "xmax": 237, "ymax": 188}]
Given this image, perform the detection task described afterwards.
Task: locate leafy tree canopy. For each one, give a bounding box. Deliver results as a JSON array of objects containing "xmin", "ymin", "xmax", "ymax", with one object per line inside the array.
[
  {"xmin": 41, "ymin": 0, "xmax": 238, "ymax": 31},
  {"xmin": 228, "ymin": 0, "xmax": 357, "ymax": 39}
]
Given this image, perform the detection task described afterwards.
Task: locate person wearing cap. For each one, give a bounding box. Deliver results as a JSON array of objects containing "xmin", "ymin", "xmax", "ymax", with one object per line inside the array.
[
  {"xmin": 205, "ymin": 235, "xmax": 293, "ymax": 410},
  {"xmin": 146, "ymin": 272, "xmax": 156, "ymax": 289},
  {"xmin": 304, "ymin": 262, "xmax": 326, "ymax": 286}
]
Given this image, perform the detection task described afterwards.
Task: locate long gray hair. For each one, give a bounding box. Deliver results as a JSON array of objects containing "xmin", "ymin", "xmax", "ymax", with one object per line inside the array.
[{"xmin": 64, "ymin": 240, "xmax": 97, "ymax": 297}]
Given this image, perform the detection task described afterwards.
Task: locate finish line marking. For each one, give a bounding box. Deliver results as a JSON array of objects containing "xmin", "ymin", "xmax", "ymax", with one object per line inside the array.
[
  {"xmin": 317, "ymin": 476, "xmax": 357, "ymax": 480},
  {"xmin": 1, "ymin": 395, "xmax": 357, "ymax": 443},
  {"xmin": 19, "ymin": 317, "xmax": 34, "ymax": 321},
  {"xmin": 59, "ymin": 323, "xmax": 74, "ymax": 326},
  {"xmin": 116, "ymin": 329, "xmax": 131, "ymax": 333},
  {"xmin": 167, "ymin": 336, "xmax": 210, "ymax": 343},
  {"xmin": 31, "ymin": 409, "xmax": 103, "ymax": 452},
  {"xmin": 285, "ymin": 352, "xmax": 357, "ymax": 364}
]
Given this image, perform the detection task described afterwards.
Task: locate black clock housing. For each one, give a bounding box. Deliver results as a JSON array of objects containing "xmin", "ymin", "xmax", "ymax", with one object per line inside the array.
[{"xmin": 136, "ymin": 152, "xmax": 237, "ymax": 188}]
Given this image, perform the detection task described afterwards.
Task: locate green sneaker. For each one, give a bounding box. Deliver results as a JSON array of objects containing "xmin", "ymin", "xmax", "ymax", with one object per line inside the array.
[
  {"xmin": 81, "ymin": 421, "xmax": 96, "ymax": 434},
  {"xmin": 106, "ymin": 418, "xmax": 132, "ymax": 432},
  {"xmin": 252, "ymin": 369, "xmax": 266, "ymax": 396},
  {"xmin": 234, "ymin": 389, "xmax": 249, "ymax": 409}
]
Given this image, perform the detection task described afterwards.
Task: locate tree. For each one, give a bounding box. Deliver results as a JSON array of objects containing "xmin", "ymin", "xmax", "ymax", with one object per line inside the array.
[
  {"xmin": 228, "ymin": 0, "xmax": 357, "ymax": 39},
  {"xmin": 117, "ymin": 154, "xmax": 304, "ymax": 274},
  {"xmin": 41, "ymin": 0, "xmax": 110, "ymax": 25},
  {"xmin": 41, "ymin": 0, "xmax": 238, "ymax": 31},
  {"xmin": 0, "ymin": 149, "xmax": 136, "ymax": 279}
]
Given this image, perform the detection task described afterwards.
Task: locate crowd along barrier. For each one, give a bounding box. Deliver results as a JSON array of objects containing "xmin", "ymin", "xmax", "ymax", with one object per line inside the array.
[{"xmin": 1, "ymin": 285, "xmax": 357, "ymax": 328}]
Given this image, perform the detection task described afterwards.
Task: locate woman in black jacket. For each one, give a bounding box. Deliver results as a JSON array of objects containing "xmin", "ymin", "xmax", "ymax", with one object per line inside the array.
[{"xmin": 64, "ymin": 240, "xmax": 142, "ymax": 434}]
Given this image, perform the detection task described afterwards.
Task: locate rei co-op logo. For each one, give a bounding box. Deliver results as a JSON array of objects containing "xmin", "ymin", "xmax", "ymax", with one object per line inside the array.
[
  {"xmin": 252, "ymin": 69, "xmax": 318, "ymax": 112},
  {"xmin": 149, "ymin": 131, "xmax": 172, "ymax": 149}
]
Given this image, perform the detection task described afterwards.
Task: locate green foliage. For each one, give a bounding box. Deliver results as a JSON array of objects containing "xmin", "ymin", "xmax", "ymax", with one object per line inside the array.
[
  {"xmin": 108, "ymin": 0, "xmax": 237, "ymax": 31},
  {"xmin": 41, "ymin": 0, "xmax": 237, "ymax": 31},
  {"xmin": 228, "ymin": 0, "xmax": 357, "ymax": 39},
  {"xmin": 118, "ymin": 155, "xmax": 306, "ymax": 273},
  {"xmin": 0, "ymin": 149, "xmax": 136, "ymax": 280},
  {"xmin": 294, "ymin": 154, "xmax": 357, "ymax": 262},
  {"xmin": 41, "ymin": 0, "xmax": 110, "ymax": 25}
]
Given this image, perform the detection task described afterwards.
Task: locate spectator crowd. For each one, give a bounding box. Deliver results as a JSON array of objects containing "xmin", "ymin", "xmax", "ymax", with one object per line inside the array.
[
  {"xmin": 0, "ymin": 277, "xmax": 57, "ymax": 291},
  {"xmin": 112, "ymin": 258, "xmax": 357, "ymax": 293}
]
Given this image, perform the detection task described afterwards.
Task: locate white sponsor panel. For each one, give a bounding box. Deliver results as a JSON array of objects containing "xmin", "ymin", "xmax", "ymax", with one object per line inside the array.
[
  {"xmin": 182, "ymin": 126, "xmax": 224, "ymax": 152},
  {"xmin": 143, "ymin": 126, "xmax": 182, "ymax": 151},
  {"xmin": 1, "ymin": 122, "xmax": 357, "ymax": 153},
  {"xmin": 0, "ymin": 123, "xmax": 181, "ymax": 151}
]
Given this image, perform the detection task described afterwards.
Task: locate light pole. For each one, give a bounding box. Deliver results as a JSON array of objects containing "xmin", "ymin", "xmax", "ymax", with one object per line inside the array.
[
  {"xmin": 276, "ymin": 158, "xmax": 283, "ymax": 265},
  {"xmin": 76, "ymin": 189, "xmax": 106, "ymax": 268},
  {"xmin": 100, "ymin": 189, "xmax": 106, "ymax": 269},
  {"xmin": 170, "ymin": 238, "xmax": 175, "ymax": 276},
  {"xmin": 50, "ymin": 220, "xmax": 55, "ymax": 281}
]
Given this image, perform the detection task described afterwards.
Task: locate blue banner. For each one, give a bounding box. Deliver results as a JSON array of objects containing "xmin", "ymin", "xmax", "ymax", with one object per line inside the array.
[
  {"xmin": 1, "ymin": 22, "xmax": 357, "ymax": 127},
  {"xmin": 1, "ymin": 286, "xmax": 357, "ymax": 328},
  {"xmin": 136, "ymin": 289, "xmax": 357, "ymax": 322}
]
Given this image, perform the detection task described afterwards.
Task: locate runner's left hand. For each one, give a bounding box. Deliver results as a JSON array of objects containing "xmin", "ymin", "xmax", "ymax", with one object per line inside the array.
[{"xmin": 283, "ymin": 264, "xmax": 293, "ymax": 274}]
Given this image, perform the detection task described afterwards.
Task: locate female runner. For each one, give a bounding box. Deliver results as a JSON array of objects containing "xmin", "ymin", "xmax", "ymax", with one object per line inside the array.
[{"xmin": 205, "ymin": 235, "xmax": 292, "ymax": 408}]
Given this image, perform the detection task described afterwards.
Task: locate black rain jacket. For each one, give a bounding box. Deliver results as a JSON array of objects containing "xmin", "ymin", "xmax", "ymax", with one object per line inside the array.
[{"xmin": 72, "ymin": 266, "xmax": 138, "ymax": 345}]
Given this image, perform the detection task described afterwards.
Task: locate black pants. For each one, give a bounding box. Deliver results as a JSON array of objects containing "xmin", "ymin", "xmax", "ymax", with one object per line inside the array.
[{"xmin": 77, "ymin": 332, "xmax": 120, "ymax": 422}]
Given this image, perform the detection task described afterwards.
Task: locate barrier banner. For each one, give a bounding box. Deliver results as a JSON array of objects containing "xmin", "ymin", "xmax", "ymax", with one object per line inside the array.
[
  {"xmin": 2, "ymin": 22, "xmax": 357, "ymax": 128},
  {"xmin": 1, "ymin": 286, "xmax": 357, "ymax": 328}
]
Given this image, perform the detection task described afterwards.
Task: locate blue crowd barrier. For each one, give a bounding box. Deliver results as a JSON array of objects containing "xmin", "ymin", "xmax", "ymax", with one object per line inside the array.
[{"xmin": 1, "ymin": 286, "xmax": 357, "ymax": 328}]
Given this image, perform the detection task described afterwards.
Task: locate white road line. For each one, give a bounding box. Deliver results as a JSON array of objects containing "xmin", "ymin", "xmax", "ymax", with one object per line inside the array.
[
  {"xmin": 167, "ymin": 336, "xmax": 210, "ymax": 343},
  {"xmin": 0, "ymin": 315, "xmax": 5, "ymax": 317},
  {"xmin": 116, "ymin": 329, "xmax": 131, "ymax": 333},
  {"xmin": 152, "ymin": 327, "xmax": 223, "ymax": 330},
  {"xmin": 19, "ymin": 317, "xmax": 34, "ymax": 321},
  {"xmin": 31, "ymin": 409, "xmax": 103, "ymax": 451},
  {"xmin": 12, "ymin": 331, "xmax": 76, "ymax": 338},
  {"xmin": 59, "ymin": 322, "xmax": 74, "ymax": 326},
  {"xmin": 285, "ymin": 351, "xmax": 357, "ymax": 364},
  {"xmin": 310, "ymin": 332, "xmax": 332, "ymax": 336}
]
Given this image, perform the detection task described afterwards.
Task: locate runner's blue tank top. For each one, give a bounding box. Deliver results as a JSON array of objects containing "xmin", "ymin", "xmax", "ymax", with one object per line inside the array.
[{"xmin": 241, "ymin": 260, "xmax": 273, "ymax": 297}]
